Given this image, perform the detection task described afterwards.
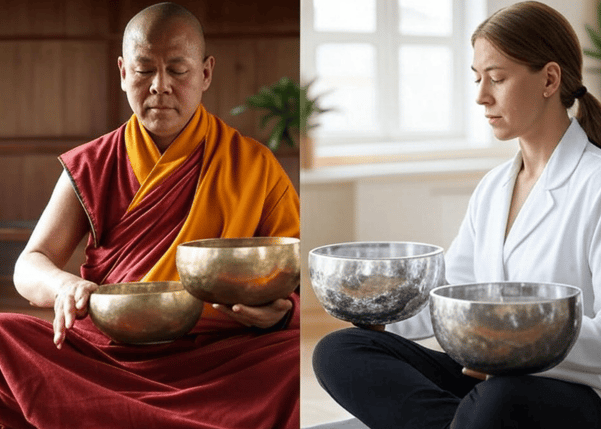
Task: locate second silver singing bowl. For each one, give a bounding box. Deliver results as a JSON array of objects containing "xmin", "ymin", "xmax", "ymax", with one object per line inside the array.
[
  {"xmin": 430, "ymin": 282, "xmax": 583, "ymax": 375},
  {"xmin": 309, "ymin": 241, "xmax": 446, "ymax": 325}
]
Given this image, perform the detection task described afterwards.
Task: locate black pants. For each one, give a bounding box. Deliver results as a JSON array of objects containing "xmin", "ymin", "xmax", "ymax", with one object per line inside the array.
[{"xmin": 313, "ymin": 328, "xmax": 601, "ymax": 429}]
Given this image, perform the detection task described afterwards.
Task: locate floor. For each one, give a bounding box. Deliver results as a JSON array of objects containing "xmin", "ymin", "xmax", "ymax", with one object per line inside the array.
[
  {"xmin": 301, "ymin": 308, "xmax": 356, "ymax": 428},
  {"xmin": 301, "ymin": 307, "xmax": 444, "ymax": 428}
]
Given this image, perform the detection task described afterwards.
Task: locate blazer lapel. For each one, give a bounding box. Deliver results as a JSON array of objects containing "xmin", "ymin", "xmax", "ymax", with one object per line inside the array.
[
  {"xmin": 503, "ymin": 186, "xmax": 555, "ymax": 261},
  {"xmin": 489, "ymin": 155, "xmax": 520, "ymax": 281},
  {"xmin": 503, "ymin": 119, "xmax": 586, "ymax": 263}
]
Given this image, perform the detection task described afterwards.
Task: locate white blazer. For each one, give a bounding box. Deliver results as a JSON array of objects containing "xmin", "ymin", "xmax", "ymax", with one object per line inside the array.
[{"xmin": 388, "ymin": 119, "xmax": 601, "ymax": 395}]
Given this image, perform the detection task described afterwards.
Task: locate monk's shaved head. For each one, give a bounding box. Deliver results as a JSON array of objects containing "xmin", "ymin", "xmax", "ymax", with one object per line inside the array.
[
  {"xmin": 122, "ymin": 2, "xmax": 206, "ymax": 59},
  {"xmin": 118, "ymin": 2, "xmax": 214, "ymax": 150}
]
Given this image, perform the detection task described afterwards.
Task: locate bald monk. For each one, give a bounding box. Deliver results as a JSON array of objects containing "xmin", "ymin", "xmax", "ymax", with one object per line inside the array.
[{"xmin": 3, "ymin": 3, "xmax": 300, "ymax": 428}]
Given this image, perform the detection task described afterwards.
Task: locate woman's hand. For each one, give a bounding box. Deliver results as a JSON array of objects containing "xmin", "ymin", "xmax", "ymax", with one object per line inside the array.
[
  {"xmin": 212, "ymin": 298, "xmax": 293, "ymax": 329},
  {"xmin": 462, "ymin": 368, "xmax": 490, "ymax": 380},
  {"xmin": 353, "ymin": 323, "xmax": 386, "ymax": 332},
  {"xmin": 53, "ymin": 279, "xmax": 98, "ymax": 349}
]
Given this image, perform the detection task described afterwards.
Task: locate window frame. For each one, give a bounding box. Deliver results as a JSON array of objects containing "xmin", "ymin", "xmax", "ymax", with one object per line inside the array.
[{"xmin": 301, "ymin": 0, "xmax": 503, "ymax": 166}]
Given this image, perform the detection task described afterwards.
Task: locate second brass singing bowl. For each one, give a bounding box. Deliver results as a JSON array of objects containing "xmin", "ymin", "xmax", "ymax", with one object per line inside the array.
[
  {"xmin": 176, "ymin": 237, "xmax": 300, "ymax": 306},
  {"xmin": 88, "ymin": 281, "xmax": 203, "ymax": 344},
  {"xmin": 430, "ymin": 282, "xmax": 582, "ymax": 375}
]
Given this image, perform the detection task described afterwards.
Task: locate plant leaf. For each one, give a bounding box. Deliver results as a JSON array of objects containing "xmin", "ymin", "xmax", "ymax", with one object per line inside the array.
[
  {"xmin": 245, "ymin": 93, "xmax": 276, "ymax": 109},
  {"xmin": 267, "ymin": 119, "xmax": 286, "ymax": 151},
  {"xmin": 230, "ymin": 105, "xmax": 247, "ymax": 116},
  {"xmin": 586, "ymin": 26, "xmax": 601, "ymax": 52},
  {"xmin": 259, "ymin": 112, "xmax": 277, "ymax": 129},
  {"xmin": 584, "ymin": 48, "xmax": 601, "ymax": 61}
]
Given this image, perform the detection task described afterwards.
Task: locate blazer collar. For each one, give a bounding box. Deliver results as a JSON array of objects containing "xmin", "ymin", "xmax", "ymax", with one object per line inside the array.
[
  {"xmin": 501, "ymin": 118, "xmax": 588, "ymax": 191},
  {"xmin": 501, "ymin": 119, "xmax": 589, "ymax": 262}
]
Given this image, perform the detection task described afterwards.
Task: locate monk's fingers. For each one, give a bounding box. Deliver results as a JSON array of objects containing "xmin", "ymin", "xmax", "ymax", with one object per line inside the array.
[
  {"xmin": 221, "ymin": 299, "xmax": 292, "ymax": 329},
  {"xmin": 52, "ymin": 302, "xmax": 67, "ymax": 349},
  {"xmin": 66, "ymin": 292, "xmax": 80, "ymax": 328},
  {"xmin": 73, "ymin": 282, "xmax": 98, "ymax": 310},
  {"xmin": 52, "ymin": 281, "xmax": 98, "ymax": 350},
  {"xmin": 230, "ymin": 299, "xmax": 291, "ymax": 316},
  {"xmin": 211, "ymin": 304, "xmax": 245, "ymax": 323},
  {"xmin": 268, "ymin": 298, "xmax": 293, "ymax": 312}
]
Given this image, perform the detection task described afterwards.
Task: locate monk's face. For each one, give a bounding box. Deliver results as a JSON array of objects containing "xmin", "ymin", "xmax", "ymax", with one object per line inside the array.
[{"xmin": 118, "ymin": 18, "xmax": 214, "ymax": 149}]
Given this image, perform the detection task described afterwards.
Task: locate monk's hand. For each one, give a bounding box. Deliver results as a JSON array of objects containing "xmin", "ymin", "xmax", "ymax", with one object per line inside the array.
[
  {"xmin": 462, "ymin": 368, "xmax": 490, "ymax": 381},
  {"xmin": 212, "ymin": 298, "xmax": 293, "ymax": 329},
  {"xmin": 53, "ymin": 279, "xmax": 98, "ymax": 349}
]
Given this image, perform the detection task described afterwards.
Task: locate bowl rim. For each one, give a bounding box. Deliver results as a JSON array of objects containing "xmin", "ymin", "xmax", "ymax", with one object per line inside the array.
[
  {"xmin": 91, "ymin": 281, "xmax": 186, "ymax": 296},
  {"xmin": 308, "ymin": 241, "xmax": 444, "ymax": 260},
  {"xmin": 430, "ymin": 282, "xmax": 582, "ymax": 304},
  {"xmin": 177, "ymin": 236, "xmax": 299, "ymax": 249}
]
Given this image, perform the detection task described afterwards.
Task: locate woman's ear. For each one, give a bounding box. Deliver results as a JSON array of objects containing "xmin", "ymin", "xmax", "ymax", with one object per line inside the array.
[{"xmin": 542, "ymin": 61, "xmax": 562, "ymax": 98}]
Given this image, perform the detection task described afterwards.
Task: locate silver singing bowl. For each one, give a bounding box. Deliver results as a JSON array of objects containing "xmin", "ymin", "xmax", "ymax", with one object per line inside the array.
[
  {"xmin": 430, "ymin": 282, "xmax": 582, "ymax": 375},
  {"xmin": 309, "ymin": 242, "xmax": 445, "ymax": 325},
  {"xmin": 88, "ymin": 281, "xmax": 203, "ymax": 344},
  {"xmin": 176, "ymin": 237, "xmax": 300, "ymax": 306}
]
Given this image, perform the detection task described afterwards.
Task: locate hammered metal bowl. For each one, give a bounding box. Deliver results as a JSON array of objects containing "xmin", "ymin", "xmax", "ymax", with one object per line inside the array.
[
  {"xmin": 430, "ymin": 282, "xmax": 582, "ymax": 375},
  {"xmin": 176, "ymin": 237, "xmax": 300, "ymax": 306},
  {"xmin": 308, "ymin": 242, "xmax": 445, "ymax": 325},
  {"xmin": 88, "ymin": 281, "xmax": 203, "ymax": 344}
]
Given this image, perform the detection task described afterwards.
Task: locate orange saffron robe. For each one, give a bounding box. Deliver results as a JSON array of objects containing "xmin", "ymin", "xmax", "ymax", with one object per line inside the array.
[{"xmin": 0, "ymin": 105, "xmax": 300, "ymax": 429}]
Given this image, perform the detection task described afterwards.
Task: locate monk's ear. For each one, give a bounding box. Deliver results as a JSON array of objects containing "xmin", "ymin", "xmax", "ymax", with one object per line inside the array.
[
  {"xmin": 118, "ymin": 57, "xmax": 127, "ymax": 92},
  {"xmin": 201, "ymin": 55, "xmax": 215, "ymax": 92}
]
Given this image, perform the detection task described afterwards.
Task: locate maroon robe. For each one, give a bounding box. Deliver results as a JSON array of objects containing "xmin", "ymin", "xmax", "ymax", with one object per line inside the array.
[{"xmin": 0, "ymin": 108, "xmax": 300, "ymax": 429}]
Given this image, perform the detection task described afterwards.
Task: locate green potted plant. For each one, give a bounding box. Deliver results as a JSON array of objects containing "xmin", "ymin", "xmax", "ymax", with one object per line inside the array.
[
  {"xmin": 585, "ymin": 1, "xmax": 601, "ymax": 72},
  {"xmin": 231, "ymin": 77, "xmax": 332, "ymax": 168},
  {"xmin": 231, "ymin": 77, "xmax": 300, "ymax": 152}
]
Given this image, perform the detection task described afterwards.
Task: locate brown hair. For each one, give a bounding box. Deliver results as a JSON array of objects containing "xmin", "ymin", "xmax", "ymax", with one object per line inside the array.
[{"xmin": 472, "ymin": 1, "xmax": 601, "ymax": 146}]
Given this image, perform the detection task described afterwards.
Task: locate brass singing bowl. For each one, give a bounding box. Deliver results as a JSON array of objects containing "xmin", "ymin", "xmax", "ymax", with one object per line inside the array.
[
  {"xmin": 430, "ymin": 282, "xmax": 582, "ymax": 375},
  {"xmin": 176, "ymin": 237, "xmax": 300, "ymax": 306},
  {"xmin": 88, "ymin": 281, "xmax": 203, "ymax": 344},
  {"xmin": 309, "ymin": 242, "xmax": 446, "ymax": 325}
]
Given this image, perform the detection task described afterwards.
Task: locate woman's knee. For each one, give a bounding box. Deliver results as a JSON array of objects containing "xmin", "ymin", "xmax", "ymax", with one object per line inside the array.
[
  {"xmin": 313, "ymin": 329, "xmax": 361, "ymax": 375},
  {"xmin": 452, "ymin": 376, "xmax": 597, "ymax": 428},
  {"xmin": 452, "ymin": 377, "xmax": 526, "ymax": 428},
  {"xmin": 313, "ymin": 328, "xmax": 390, "ymax": 384}
]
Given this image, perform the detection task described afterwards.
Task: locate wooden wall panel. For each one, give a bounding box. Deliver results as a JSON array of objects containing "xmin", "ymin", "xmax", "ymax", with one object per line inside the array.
[
  {"xmin": 62, "ymin": 42, "xmax": 110, "ymax": 135},
  {"xmin": 0, "ymin": 157, "xmax": 24, "ymax": 220},
  {"xmin": 203, "ymin": 40, "xmax": 259, "ymax": 132},
  {"xmin": 22, "ymin": 156, "xmax": 62, "ymax": 219},
  {"xmin": 204, "ymin": 38, "xmax": 300, "ymax": 141},
  {"xmin": 114, "ymin": 0, "xmax": 299, "ymax": 36},
  {"xmin": 0, "ymin": 41, "xmax": 109, "ymax": 137},
  {"xmin": 0, "ymin": 0, "xmax": 300, "ymax": 222},
  {"xmin": 0, "ymin": 43, "xmax": 19, "ymax": 136},
  {"xmin": 63, "ymin": 0, "xmax": 111, "ymax": 35},
  {"xmin": 0, "ymin": 155, "xmax": 61, "ymax": 221},
  {"xmin": 16, "ymin": 42, "xmax": 63, "ymax": 136},
  {"xmin": 0, "ymin": 0, "xmax": 111, "ymax": 36},
  {"xmin": 0, "ymin": 42, "xmax": 64, "ymax": 136}
]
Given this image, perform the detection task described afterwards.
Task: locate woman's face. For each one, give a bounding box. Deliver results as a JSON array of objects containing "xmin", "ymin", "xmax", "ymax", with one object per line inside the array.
[{"xmin": 472, "ymin": 37, "xmax": 548, "ymax": 142}]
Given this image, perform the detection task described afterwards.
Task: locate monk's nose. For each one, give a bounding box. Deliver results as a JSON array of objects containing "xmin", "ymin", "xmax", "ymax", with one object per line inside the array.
[{"xmin": 150, "ymin": 70, "xmax": 172, "ymax": 94}]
